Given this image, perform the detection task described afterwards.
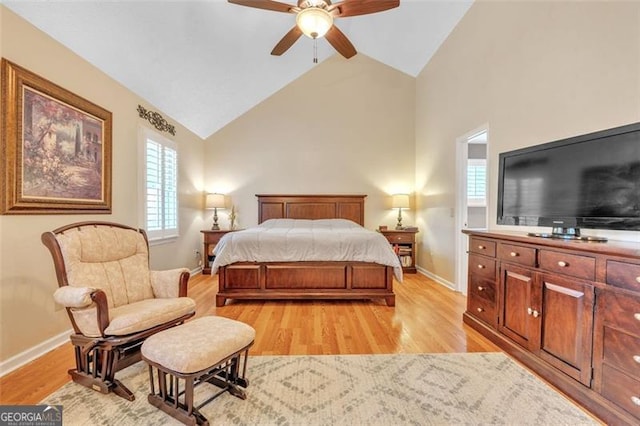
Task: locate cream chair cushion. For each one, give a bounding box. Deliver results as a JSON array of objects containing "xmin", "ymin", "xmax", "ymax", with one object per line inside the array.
[
  {"xmin": 56, "ymin": 225, "xmax": 154, "ymax": 307},
  {"xmin": 71, "ymin": 297, "xmax": 196, "ymax": 338},
  {"xmin": 54, "ymin": 224, "xmax": 195, "ymax": 337}
]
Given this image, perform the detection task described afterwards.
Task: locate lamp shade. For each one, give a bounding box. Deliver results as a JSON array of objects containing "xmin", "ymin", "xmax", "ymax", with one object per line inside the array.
[
  {"xmin": 392, "ymin": 194, "xmax": 410, "ymax": 209},
  {"xmin": 205, "ymin": 193, "xmax": 226, "ymax": 209},
  {"xmin": 296, "ymin": 7, "xmax": 333, "ymax": 39}
]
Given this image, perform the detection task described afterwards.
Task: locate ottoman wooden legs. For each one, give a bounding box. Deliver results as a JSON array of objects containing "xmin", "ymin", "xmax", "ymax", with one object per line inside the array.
[{"xmin": 146, "ymin": 346, "xmax": 251, "ymax": 426}]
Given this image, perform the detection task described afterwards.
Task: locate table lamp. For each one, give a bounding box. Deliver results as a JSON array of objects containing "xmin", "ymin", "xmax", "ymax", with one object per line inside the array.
[
  {"xmin": 205, "ymin": 193, "xmax": 226, "ymax": 230},
  {"xmin": 392, "ymin": 194, "xmax": 410, "ymax": 230}
]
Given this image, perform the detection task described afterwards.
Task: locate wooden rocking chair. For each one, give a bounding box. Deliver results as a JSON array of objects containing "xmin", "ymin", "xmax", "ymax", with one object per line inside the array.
[{"xmin": 42, "ymin": 221, "xmax": 196, "ymax": 401}]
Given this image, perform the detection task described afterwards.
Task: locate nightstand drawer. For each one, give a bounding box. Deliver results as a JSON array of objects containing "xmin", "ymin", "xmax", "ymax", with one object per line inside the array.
[
  {"xmin": 497, "ymin": 243, "xmax": 536, "ymax": 267},
  {"xmin": 469, "ymin": 237, "xmax": 496, "ymax": 257},
  {"xmin": 607, "ymin": 260, "xmax": 640, "ymax": 292},
  {"xmin": 539, "ymin": 250, "xmax": 595, "ymax": 281},
  {"xmin": 469, "ymin": 254, "xmax": 496, "ymax": 280},
  {"xmin": 383, "ymin": 232, "xmax": 414, "ymax": 244}
]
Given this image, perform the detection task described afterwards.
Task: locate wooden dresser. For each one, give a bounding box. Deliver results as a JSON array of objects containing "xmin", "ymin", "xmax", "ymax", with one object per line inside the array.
[{"xmin": 463, "ymin": 230, "xmax": 640, "ymax": 425}]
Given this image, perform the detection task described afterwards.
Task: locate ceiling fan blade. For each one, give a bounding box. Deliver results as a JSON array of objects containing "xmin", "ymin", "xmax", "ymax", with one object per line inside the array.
[
  {"xmin": 271, "ymin": 26, "xmax": 304, "ymax": 56},
  {"xmin": 228, "ymin": 0, "xmax": 295, "ymax": 14},
  {"xmin": 325, "ymin": 25, "xmax": 357, "ymax": 59},
  {"xmin": 329, "ymin": 0, "xmax": 399, "ymax": 17}
]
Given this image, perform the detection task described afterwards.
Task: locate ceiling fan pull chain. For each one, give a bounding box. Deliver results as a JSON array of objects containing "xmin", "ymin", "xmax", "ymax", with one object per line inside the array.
[{"xmin": 313, "ymin": 38, "xmax": 318, "ymax": 64}]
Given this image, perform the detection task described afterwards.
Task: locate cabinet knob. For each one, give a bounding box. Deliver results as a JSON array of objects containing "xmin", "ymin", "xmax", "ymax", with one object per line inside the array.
[
  {"xmin": 557, "ymin": 261, "xmax": 568, "ymax": 267},
  {"xmin": 477, "ymin": 264, "xmax": 485, "ymax": 269},
  {"xmin": 635, "ymin": 313, "xmax": 640, "ymax": 322},
  {"xmin": 478, "ymin": 245, "xmax": 486, "ymax": 250},
  {"xmin": 510, "ymin": 252, "xmax": 519, "ymax": 257},
  {"xmin": 532, "ymin": 309, "xmax": 540, "ymax": 318},
  {"xmin": 477, "ymin": 286, "xmax": 485, "ymax": 291},
  {"xmin": 632, "ymin": 396, "xmax": 640, "ymax": 407},
  {"xmin": 477, "ymin": 307, "xmax": 484, "ymax": 313},
  {"xmin": 636, "ymin": 276, "xmax": 640, "ymax": 284},
  {"xmin": 633, "ymin": 355, "xmax": 640, "ymax": 364}
]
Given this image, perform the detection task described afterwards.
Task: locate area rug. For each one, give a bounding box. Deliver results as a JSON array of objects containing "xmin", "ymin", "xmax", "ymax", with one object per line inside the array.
[{"xmin": 42, "ymin": 353, "xmax": 597, "ymax": 425}]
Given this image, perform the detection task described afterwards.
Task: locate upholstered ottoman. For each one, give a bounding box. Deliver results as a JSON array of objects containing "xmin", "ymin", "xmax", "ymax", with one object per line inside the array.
[{"xmin": 141, "ymin": 316, "xmax": 255, "ymax": 426}]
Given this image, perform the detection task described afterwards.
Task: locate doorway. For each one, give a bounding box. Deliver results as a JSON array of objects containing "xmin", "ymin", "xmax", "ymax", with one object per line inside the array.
[{"xmin": 455, "ymin": 127, "xmax": 489, "ymax": 294}]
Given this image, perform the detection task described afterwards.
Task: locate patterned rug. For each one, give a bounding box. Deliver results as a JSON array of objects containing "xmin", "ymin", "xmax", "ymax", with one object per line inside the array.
[{"xmin": 42, "ymin": 353, "xmax": 598, "ymax": 425}]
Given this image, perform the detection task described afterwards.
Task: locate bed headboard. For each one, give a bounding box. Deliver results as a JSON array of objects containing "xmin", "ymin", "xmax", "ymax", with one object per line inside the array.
[{"xmin": 256, "ymin": 194, "xmax": 366, "ymax": 226}]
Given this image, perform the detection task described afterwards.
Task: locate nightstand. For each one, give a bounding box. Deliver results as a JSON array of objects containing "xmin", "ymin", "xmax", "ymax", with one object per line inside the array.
[
  {"xmin": 200, "ymin": 229, "xmax": 238, "ymax": 275},
  {"xmin": 379, "ymin": 229, "xmax": 418, "ymax": 273}
]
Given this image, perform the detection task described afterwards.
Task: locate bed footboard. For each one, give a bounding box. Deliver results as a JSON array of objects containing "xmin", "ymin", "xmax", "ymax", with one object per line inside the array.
[{"xmin": 217, "ymin": 261, "xmax": 395, "ymax": 307}]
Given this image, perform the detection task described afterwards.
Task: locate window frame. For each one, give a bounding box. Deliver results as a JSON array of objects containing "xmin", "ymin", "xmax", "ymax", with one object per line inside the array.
[{"xmin": 138, "ymin": 126, "xmax": 179, "ymax": 244}]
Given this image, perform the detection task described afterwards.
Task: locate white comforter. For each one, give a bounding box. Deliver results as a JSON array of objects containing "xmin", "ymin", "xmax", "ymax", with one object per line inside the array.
[{"xmin": 211, "ymin": 218, "xmax": 403, "ymax": 281}]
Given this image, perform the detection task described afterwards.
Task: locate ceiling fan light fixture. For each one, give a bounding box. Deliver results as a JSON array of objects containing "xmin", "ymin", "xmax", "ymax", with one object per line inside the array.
[{"xmin": 296, "ymin": 7, "xmax": 333, "ymax": 39}]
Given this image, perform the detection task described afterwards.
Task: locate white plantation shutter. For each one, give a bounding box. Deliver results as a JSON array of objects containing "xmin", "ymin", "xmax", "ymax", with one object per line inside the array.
[
  {"xmin": 162, "ymin": 147, "xmax": 178, "ymax": 232},
  {"xmin": 140, "ymin": 127, "xmax": 178, "ymax": 241},
  {"xmin": 467, "ymin": 159, "xmax": 487, "ymax": 206}
]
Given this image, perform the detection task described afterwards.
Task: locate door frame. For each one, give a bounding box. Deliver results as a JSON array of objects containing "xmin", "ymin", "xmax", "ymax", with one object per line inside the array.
[{"xmin": 455, "ymin": 124, "xmax": 489, "ymax": 294}]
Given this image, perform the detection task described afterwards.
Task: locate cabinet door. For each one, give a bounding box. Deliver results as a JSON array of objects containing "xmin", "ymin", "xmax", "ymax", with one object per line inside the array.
[
  {"xmin": 498, "ymin": 264, "xmax": 536, "ymax": 350},
  {"xmin": 537, "ymin": 273, "xmax": 594, "ymax": 386}
]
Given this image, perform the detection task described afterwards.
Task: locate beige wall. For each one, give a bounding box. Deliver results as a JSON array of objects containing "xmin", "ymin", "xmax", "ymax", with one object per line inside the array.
[
  {"xmin": 415, "ymin": 0, "xmax": 640, "ymax": 284},
  {"xmin": 204, "ymin": 55, "xmax": 417, "ymax": 230},
  {"xmin": 0, "ymin": 7, "xmax": 205, "ymax": 362}
]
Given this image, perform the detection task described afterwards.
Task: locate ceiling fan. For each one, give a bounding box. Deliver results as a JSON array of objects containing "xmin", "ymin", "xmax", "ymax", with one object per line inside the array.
[{"xmin": 228, "ymin": 0, "xmax": 400, "ymax": 60}]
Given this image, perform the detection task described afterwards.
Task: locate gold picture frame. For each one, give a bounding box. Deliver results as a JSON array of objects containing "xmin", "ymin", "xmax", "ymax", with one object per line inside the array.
[{"xmin": 1, "ymin": 59, "xmax": 112, "ymax": 214}]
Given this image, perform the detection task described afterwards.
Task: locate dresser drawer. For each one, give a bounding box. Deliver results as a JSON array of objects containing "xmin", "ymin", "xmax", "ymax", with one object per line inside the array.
[
  {"xmin": 469, "ymin": 275, "xmax": 496, "ymax": 303},
  {"xmin": 606, "ymin": 260, "xmax": 640, "ymax": 292},
  {"xmin": 599, "ymin": 291, "xmax": 640, "ymax": 335},
  {"xmin": 467, "ymin": 293, "xmax": 497, "ymax": 327},
  {"xmin": 469, "ymin": 237, "xmax": 496, "ymax": 257},
  {"xmin": 469, "ymin": 254, "xmax": 496, "ymax": 280},
  {"xmin": 602, "ymin": 326, "xmax": 640, "ymax": 379},
  {"xmin": 539, "ymin": 250, "xmax": 595, "ymax": 281},
  {"xmin": 497, "ymin": 243, "xmax": 536, "ymax": 267},
  {"xmin": 383, "ymin": 232, "xmax": 414, "ymax": 244},
  {"xmin": 601, "ymin": 364, "xmax": 640, "ymax": 419}
]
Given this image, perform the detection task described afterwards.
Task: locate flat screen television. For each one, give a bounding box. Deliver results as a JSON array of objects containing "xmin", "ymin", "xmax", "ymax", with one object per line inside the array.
[{"xmin": 496, "ymin": 122, "xmax": 640, "ymax": 240}]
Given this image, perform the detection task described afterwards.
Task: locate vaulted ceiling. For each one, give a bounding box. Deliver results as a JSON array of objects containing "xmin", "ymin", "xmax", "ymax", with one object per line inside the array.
[{"xmin": 4, "ymin": 0, "xmax": 473, "ymax": 139}]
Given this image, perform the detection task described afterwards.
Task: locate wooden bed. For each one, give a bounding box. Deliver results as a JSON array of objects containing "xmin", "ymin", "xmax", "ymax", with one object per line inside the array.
[{"xmin": 216, "ymin": 194, "xmax": 395, "ymax": 307}]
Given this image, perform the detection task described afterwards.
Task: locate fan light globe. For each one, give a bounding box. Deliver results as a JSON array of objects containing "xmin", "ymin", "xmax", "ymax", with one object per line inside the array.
[{"xmin": 296, "ymin": 7, "xmax": 333, "ymax": 39}]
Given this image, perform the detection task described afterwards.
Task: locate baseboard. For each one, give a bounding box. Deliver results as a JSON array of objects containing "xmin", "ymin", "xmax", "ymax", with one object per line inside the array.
[
  {"xmin": 0, "ymin": 329, "xmax": 71, "ymax": 377},
  {"xmin": 416, "ymin": 266, "xmax": 457, "ymax": 291},
  {"xmin": 190, "ymin": 266, "xmax": 203, "ymax": 276}
]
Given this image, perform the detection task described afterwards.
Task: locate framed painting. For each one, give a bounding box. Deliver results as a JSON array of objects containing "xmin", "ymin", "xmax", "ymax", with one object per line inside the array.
[{"xmin": 1, "ymin": 59, "xmax": 112, "ymax": 214}]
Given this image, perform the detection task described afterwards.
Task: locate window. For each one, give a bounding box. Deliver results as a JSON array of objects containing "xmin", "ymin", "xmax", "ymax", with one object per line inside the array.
[
  {"xmin": 139, "ymin": 127, "xmax": 178, "ymax": 242},
  {"xmin": 467, "ymin": 158, "xmax": 487, "ymax": 207}
]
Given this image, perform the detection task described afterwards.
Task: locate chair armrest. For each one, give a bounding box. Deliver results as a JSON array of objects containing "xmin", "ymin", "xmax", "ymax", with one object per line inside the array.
[
  {"xmin": 150, "ymin": 268, "xmax": 190, "ymax": 298},
  {"xmin": 53, "ymin": 286, "xmax": 98, "ymax": 308},
  {"xmin": 54, "ymin": 287, "xmax": 110, "ymax": 336}
]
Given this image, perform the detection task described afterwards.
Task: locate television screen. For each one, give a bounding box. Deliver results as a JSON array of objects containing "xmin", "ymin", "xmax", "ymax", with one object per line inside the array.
[{"xmin": 497, "ymin": 122, "xmax": 640, "ymax": 233}]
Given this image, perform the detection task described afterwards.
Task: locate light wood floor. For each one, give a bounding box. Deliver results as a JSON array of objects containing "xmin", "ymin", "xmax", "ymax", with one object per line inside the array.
[{"xmin": 0, "ymin": 272, "xmax": 498, "ymax": 405}]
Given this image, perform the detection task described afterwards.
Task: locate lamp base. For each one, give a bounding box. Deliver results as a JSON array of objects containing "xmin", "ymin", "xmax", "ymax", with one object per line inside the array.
[
  {"xmin": 211, "ymin": 208, "xmax": 220, "ymax": 230},
  {"xmin": 396, "ymin": 208, "xmax": 403, "ymax": 230}
]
